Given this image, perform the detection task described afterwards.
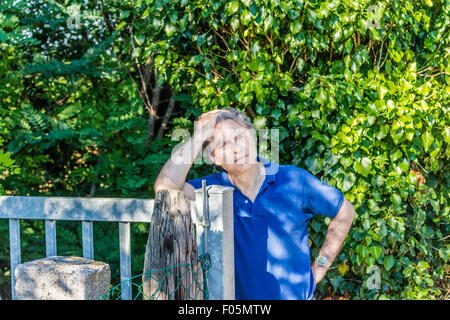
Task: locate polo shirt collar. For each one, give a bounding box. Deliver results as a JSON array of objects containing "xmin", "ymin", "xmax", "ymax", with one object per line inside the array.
[{"xmin": 257, "ymin": 155, "xmax": 278, "ymax": 185}]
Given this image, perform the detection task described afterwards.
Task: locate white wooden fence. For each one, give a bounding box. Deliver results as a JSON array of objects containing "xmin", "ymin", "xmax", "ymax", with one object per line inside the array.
[{"xmin": 0, "ymin": 185, "xmax": 234, "ymax": 300}]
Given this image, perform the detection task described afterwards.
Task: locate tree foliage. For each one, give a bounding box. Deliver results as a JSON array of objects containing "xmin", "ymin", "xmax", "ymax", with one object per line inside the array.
[{"xmin": 0, "ymin": 0, "xmax": 448, "ymax": 299}]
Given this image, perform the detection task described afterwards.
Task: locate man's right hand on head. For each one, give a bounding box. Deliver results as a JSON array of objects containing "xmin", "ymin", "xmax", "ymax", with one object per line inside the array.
[{"xmin": 193, "ymin": 110, "xmax": 222, "ymax": 144}]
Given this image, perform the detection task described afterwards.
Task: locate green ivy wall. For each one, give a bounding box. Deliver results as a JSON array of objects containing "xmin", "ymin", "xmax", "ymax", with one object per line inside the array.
[{"xmin": 0, "ymin": 0, "xmax": 448, "ymax": 299}]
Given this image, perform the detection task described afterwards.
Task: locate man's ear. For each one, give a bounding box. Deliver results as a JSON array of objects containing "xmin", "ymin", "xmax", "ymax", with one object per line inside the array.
[
  {"xmin": 202, "ymin": 144, "xmax": 216, "ymax": 165},
  {"xmin": 208, "ymin": 154, "xmax": 216, "ymax": 165},
  {"xmin": 208, "ymin": 150, "xmax": 218, "ymax": 166}
]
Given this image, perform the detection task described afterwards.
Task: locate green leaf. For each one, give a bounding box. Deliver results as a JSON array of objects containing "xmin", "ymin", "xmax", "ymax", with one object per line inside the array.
[
  {"xmin": 120, "ymin": 10, "xmax": 130, "ymax": 19},
  {"xmin": 230, "ymin": 17, "xmax": 240, "ymax": 31},
  {"xmin": 290, "ymin": 21, "xmax": 302, "ymax": 34},
  {"xmin": 296, "ymin": 58, "xmax": 304, "ymax": 72},
  {"xmin": 438, "ymin": 247, "xmax": 449, "ymax": 262},
  {"xmin": 264, "ymin": 14, "xmax": 273, "ymax": 32},
  {"xmin": 333, "ymin": 28, "xmax": 342, "ymax": 42},
  {"xmin": 366, "ymin": 256, "xmax": 375, "ymax": 267},
  {"xmin": 342, "ymin": 172, "xmax": 356, "ymax": 192},
  {"xmin": 250, "ymin": 41, "xmax": 261, "ymax": 58},
  {"xmin": 134, "ymin": 33, "xmax": 145, "ymax": 46},
  {"xmin": 370, "ymin": 246, "xmax": 382, "ymax": 260},
  {"xmin": 115, "ymin": 21, "xmax": 126, "ymax": 31},
  {"xmin": 390, "ymin": 127, "xmax": 404, "ymax": 145},
  {"xmin": 417, "ymin": 261, "xmax": 430, "ymax": 271},
  {"xmin": 240, "ymin": 10, "xmax": 252, "ymax": 26},
  {"xmin": 227, "ymin": 1, "xmax": 240, "ymax": 14},
  {"xmin": 378, "ymin": 86, "xmax": 387, "ymax": 100},
  {"xmin": 311, "ymin": 219, "xmax": 322, "ymax": 232},
  {"xmin": 390, "ymin": 149, "xmax": 402, "ymax": 162},
  {"xmin": 330, "ymin": 276, "xmax": 343, "ymax": 292},
  {"xmin": 141, "ymin": 7, "xmax": 149, "ymax": 19},
  {"xmin": 253, "ymin": 116, "xmax": 266, "ymax": 129},
  {"xmin": 403, "ymin": 266, "xmax": 414, "ymax": 277},
  {"xmin": 444, "ymin": 127, "xmax": 450, "ymax": 144},
  {"xmin": 340, "ymin": 157, "xmax": 353, "ymax": 169},
  {"xmin": 354, "ymin": 157, "xmax": 372, "ymax": 177},
  {"xmin": 155, "ymin": 55, "xmax": 165, "ymax": 66},
  {"xmin": 240, "ymin": 71, "xmax": 251, "ymax": 82},
  {"xmin": 165, "ymin": 24, "xmax": 176, "ymax": 37},
  {"xmin": 398, "ymin": 157, "xmax": 410, "ymax": 173},
  {"xmin": 305, "ymin": 156, "xmax": 325, "ymax": 174},
  {"xmin": 390, "ymin": 194, "xmax": 402, "ymax": 206},
  {"xmin": 355, "ymin": 254, "xmax": 363, "ymax": 266},
  {"xmin": 248, "ymin": 59, "xmax": 263, "ymax": 72},
  {"xmin": 421, "ymin": 131, "xmax": 434, "ymax": 152},
  {"xmin": 357, "ymin": 245, "xmax": 369, "ymax": 258},
  {"xmin": 272, "ymin": 109, "xmax": 281, "ymax": 120},
  {"xmin": 315, "ymin": 87, "xmax": 328, "ymax": 104},
  {"xmin": 383, "ymin": 255, "xmax": 395, "ymax": 271}
]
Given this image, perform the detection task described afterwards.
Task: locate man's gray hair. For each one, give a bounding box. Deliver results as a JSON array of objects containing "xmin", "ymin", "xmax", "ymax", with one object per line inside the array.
[{"xmin": 214, "ymin": 107, "xmax": 254, "ymax": 130}]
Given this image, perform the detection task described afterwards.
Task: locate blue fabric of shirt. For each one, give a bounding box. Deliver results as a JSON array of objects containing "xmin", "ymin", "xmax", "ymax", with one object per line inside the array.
[{"xmin": 186, "ymin": 155, "xmax": 344, "ymax": 300}]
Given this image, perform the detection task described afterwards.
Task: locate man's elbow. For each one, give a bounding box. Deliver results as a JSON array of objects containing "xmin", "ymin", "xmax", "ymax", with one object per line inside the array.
[
  {"xmin": 338, "ymin": 198, "xmax": 356, "ymax": 224},
  {"xmin": 349, "ymin": 206, "xmax": 356, "ymax": 223},
  {"xmin": 346, "ymin": 201, "xmax": 356, "ymax": 224},
  {"xmin": 153, "ymin": 180, "xmax": 181, "ymax": 194},
  {"xmin": 153, "ymin": 180, "xmax": 169, "ymax": 194},
  {"xmin": 153, "ymin": 183, "xmax": 163, "ymax": 194}
]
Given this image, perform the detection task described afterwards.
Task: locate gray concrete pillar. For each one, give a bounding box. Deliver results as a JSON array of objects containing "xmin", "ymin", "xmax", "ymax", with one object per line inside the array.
[
  {"xmin": 193, "ymin": 185, "xmax": 235, "ymax": 300},
  {"xmin": 14, "ymin": 256, "xmax": 110, "ymax": 300}
]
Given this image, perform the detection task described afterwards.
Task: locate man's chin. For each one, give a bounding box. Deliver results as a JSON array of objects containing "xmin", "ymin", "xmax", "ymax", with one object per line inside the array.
[{"xmin": 225, "ymin": 159, "xmax": 258, "ymax": 170}]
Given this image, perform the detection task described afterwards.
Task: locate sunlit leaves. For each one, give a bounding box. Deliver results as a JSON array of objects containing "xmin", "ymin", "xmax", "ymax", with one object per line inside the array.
[
  {"xmin": 354, "ymin": 157, "xmax": 372, "ymax": 177},
  {"xmin": 421, "ymin": 131, "xmax": 434, "ymax": 152},
  {"xmin": 1, "ymin": 0, "xmax": 448, "ymax": 301}
]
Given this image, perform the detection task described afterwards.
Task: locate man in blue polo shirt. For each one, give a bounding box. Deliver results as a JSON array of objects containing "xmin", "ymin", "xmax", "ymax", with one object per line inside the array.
[{"xmin": 154, "ymin": 108, "xmax": 355, "ymax": 300}]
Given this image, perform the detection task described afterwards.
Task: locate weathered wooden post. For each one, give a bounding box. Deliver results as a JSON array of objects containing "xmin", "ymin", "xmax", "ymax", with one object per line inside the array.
[{"xmin": 142, "ymin": 189, "xmax": 203, "ymax": 300}]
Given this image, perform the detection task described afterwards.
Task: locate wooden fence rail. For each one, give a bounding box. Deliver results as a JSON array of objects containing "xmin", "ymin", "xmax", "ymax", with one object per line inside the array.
[{"xmin": 0, "ymin": 185, "xmax": 234, "ymax": 300}]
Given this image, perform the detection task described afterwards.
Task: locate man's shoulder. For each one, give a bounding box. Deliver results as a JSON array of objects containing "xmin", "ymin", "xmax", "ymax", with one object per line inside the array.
[
  {"xmin": 271, "ymin": 163, "xmax": 311, "ymax": 191},
  {"xmin": 276, "ymin": 163, "xmax": 309, "ymax": 178}
]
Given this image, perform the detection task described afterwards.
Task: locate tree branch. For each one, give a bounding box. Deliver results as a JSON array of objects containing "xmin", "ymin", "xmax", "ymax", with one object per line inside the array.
[{"xmin": 156, "ymin": 90, "xmax": 176, "ymax": 139}]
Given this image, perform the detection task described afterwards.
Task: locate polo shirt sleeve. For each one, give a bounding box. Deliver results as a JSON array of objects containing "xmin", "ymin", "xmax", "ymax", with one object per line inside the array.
[
  {"xmin": 186, "ymin": 173, "xmax": 222, "ymax": 189},
  {"xmin": 301, "ymin": 168, "xmax": 344, "ymax": 219}
]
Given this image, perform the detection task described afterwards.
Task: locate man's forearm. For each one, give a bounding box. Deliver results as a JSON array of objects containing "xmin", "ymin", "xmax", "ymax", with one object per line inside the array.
[
  {"xmin": 312, "ymin": 198, "xmax": 355, "ymax": 284},
  {"xmin": 154, "ymin": 134, "xmax": 203, "ymax": 191}
]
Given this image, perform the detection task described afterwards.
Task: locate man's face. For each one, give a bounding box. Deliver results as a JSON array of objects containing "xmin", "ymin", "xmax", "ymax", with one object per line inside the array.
[{"xmin": 207, "ymin": 119, "xmax": 258, "ymax": 173}]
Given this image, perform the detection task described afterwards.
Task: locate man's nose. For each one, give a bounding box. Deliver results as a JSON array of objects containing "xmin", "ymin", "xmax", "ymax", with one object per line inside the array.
[
  {"xmin": 236, "ymin": 136, "xmax": 250, "ymax": 150},
  {"xmin": 233, "ymin": 145, "xmax": 247, "ymax": 156}
]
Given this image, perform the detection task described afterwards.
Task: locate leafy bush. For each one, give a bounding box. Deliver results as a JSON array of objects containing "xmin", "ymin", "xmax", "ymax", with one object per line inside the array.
[
  {"xmin": 0, "ymin": 0, "xmax": 448, "ymax": 300},
  {"xmin": 130, "ymin": 0, "xmax": 449, "ymax": 299}
]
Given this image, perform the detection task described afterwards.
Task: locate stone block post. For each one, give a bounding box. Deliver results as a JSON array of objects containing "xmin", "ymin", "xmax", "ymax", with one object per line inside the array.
[{"xmin": 14, "ymin": 256, "xmax": 110, "ymax": 300}]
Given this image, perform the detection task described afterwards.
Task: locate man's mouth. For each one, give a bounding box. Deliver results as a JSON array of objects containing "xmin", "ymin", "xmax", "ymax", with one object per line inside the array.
[{"xmin": 235, "ymin": 154, "xmax": 249, "ymax": 162}]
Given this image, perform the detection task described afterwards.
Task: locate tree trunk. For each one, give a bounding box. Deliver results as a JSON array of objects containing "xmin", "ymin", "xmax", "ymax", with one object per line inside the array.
[
  {"xmin": 146, "ymin": 70, "xmax": 162, "ymax": 145},
  {"xmin": 156, "ymin": 91, "xmax": 176, "ymax": 139},
  {"xmin": 142, "ymin": 189, "xmax": 204, "ymax": 300}
]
